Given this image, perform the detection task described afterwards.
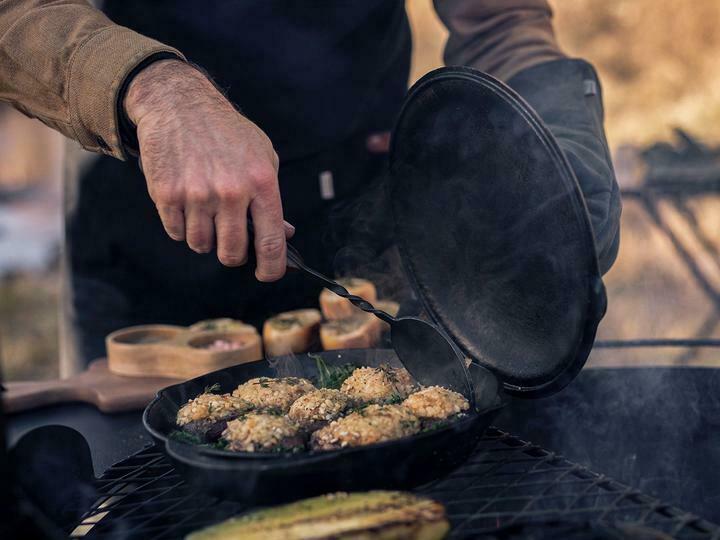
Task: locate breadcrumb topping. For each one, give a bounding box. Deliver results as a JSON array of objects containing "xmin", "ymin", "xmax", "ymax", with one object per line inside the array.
[
  {"xmin": 176, "ymin": 393, "xmax": 251, "ymax": 426},
  {"xmin": 288, "ymin": 389, "xmax": 351, "ymax": 429},
  {"xmin": 222, "ymin": 413, "xmax": 303, "ymax": 452},
  {"xmin": 340, "ymin": 366, "xmax": 417, "ymax": 405},
  {"xmin": 311, "ymin": 404, "xmax": 420, "ymax": 450},
  {"xmin": 232, "ymin": 377, "xmax": 315, "ymax": 412},
  {"xmin": 402, "ymin": 386, "xmax": 469, "ymax": 420}
]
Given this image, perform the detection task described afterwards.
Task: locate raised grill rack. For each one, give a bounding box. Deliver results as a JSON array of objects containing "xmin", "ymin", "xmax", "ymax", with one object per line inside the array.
[{"xmin": 68, "ymin": 427, "xmax": 720, "ymax": 539}]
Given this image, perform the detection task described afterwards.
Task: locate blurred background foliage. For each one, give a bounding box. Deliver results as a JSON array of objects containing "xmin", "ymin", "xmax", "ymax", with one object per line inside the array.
[{"xmin": 1, "ymin": 0, "xmax": 719, "ymax": 380}]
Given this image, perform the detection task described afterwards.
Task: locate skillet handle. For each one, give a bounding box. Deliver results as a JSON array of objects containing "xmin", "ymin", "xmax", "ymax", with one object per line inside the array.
[{"xmin": 467, "ymin": 362, "xmax": 501, "ymax": 412}]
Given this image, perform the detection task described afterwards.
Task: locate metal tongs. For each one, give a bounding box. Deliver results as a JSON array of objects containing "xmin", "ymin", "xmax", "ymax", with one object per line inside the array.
[{"xmin": 283, "ymin": 237, "xmax": 475, "ymax": 403}]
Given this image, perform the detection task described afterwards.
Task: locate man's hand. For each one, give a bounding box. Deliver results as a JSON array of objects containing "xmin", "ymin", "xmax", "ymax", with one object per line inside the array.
[{"xmin": 124, "ymin": 59, "xmax": 292, "ymax": 281}]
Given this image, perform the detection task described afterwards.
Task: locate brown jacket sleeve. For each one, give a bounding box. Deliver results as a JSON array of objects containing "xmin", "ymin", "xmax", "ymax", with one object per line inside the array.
[
  {"xmin": 434, "ymin": 0, "xmax": 564, "ymax": 81},
  {"xmin": 0, "ymin": 0, "xmax": 184, "ymax": 159}
]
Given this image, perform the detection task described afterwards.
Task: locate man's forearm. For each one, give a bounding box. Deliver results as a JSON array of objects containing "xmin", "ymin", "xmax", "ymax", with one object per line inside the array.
[
  {"xmin": 124, "ymin": 60, "xmax": 219, "ymax": 127},
  {"xmin": 0, "ymin": 0, "xmax": 183, "ymax": 159},
  {"xmin": 0, "ymin": 2, "xmax": 290, "ymax": 276}
]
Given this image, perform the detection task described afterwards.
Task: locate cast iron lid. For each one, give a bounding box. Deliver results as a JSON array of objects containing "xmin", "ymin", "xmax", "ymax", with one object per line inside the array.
[{"xmin": 389, "ymin": 67, "xmax": 607, "ymax": 397}]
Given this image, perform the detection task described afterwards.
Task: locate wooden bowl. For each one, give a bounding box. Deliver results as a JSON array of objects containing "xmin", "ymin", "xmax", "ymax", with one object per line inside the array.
[{"xmin": 107, "ymin": 324, "xmax": 262, "ymax": 380}]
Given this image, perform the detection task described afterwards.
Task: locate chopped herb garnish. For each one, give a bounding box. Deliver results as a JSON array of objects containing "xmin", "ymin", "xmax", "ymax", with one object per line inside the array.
[
  {"xmin": 272, "ymin": 444, "xmax": 304, "ymax": 454},
  {"xmin": 171, "ymin": 430, "xmax": 230, "ymax": 450},
  {"xmin": 345, "ymin": 404, "xmax": 368, "ymax": 415},
  {"xmin": 327, "ymin": 318, "xmax": 363, "ymax": 333},
  {"xmin": 420, "ymin": 421, "xmax": 445, "ymax": 433},
  {"xmin": 203, "ymin": 382, "xmax": 222, "ymax": 394},
  {"xmin": 170, "ymin": 430, "xmax": 204, "ymax": 445},
  {"xmin": 195, "ymin": 322, "xmax": 217, "ymax": 331},
  {"xmin": 209, "ymin": 439, "xmax": 229, "ymax": 450},
  {"xmin": 270, "ymin": 316, "xmax": 300, "ymax": 330},
  {"xmin": 419, "ymin": 416, "xmax": 463, "ymax": 433}
]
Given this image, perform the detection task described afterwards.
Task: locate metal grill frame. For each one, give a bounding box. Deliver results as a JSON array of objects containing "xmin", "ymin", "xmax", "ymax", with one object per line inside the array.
[{"xmin": 69, "ymin": 427, "xmax": 720, "ymax": 539}]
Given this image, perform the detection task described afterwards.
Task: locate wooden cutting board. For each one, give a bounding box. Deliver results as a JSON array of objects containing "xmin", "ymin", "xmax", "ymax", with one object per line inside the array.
[
  {"xmin": 3, "ymin": 321, "xmax": 266, "ymax": 415},
  {"xmin": 2, "ymin": 359, "xmax": 183, "ymax": 414}
]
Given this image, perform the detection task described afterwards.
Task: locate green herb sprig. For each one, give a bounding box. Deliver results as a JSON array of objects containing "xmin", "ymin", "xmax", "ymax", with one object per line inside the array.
[
  {"xmin": 171, "ymin": 430, "xmax": 230, "ymax": 450},
  {"xmin": 311, "ymin": 354, "xmax": 355, "ymax": 389},
  {"xmin": 170, "ymin": 430, "xmax": 204, "ymax": 445},
  {"xmin": 203, "ymin": 382, "xmax": 222, "ymax": 394}
]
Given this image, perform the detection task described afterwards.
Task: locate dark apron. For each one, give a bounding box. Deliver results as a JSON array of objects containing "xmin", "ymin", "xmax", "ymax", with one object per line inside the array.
[{"xmin": 67, "ymin": 1, "xmax": 411, "ymax": 362}]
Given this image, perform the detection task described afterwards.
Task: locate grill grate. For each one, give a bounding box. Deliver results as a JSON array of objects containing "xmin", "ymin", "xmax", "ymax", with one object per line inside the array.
[{"xmin": 70, "ymin": 428, "xmax": 720, "ymax": 539}]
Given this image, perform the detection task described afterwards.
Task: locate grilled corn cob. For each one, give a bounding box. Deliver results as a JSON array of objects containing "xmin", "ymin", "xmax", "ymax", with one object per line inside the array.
[{"xmin": 186, "ymin": 491, "xmax": 449, "ymax": 540}]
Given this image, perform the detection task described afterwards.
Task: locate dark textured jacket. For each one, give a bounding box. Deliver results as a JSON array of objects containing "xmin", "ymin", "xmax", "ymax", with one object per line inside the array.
[{"xmin": 0, "ymin": 0, "xmax": 563, "ymax": 160}]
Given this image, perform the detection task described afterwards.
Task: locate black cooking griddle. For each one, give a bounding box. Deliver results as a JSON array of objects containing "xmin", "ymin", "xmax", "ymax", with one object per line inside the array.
[
  {"xmin": 389, "ymin": 67, "xmax": 606, "ymax": 397},
  {"xmin": 143, "ymin": 349, "xmax": 502, "ymax": 503}
]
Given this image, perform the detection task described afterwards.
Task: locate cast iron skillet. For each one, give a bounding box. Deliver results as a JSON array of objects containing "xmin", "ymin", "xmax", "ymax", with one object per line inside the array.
[{"xmin": 143, "ymin": 349, "xmax": 502, "ymax": 503}]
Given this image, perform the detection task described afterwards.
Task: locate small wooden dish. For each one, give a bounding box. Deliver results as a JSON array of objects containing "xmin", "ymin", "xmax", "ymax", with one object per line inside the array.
[{"xmin": 107, "ymin": 324, "xmax": 262, "ymax": 380}]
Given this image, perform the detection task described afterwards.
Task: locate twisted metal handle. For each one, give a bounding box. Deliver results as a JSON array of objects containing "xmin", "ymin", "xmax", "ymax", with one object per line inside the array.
[
  {"xmin": 285, "ymin": 244, "xmax": 396, "ymax": 325},
  {"xmin": 245, "ymin": 219, "xmax": 396, "ymax": 325},
  {"xmin": 326, "ymin": 287, "xmax": 396, "ymax": 325}
]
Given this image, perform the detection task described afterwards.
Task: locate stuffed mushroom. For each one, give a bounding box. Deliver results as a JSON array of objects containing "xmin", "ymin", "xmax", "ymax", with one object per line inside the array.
[
  {"xmin": 402, "ymin": 386, "xmax": 470, "ymax": 421},
  {"xmin": 311, "ymin": 404, "xmax": 420, "ymax": 451},
  {"xmin": 232, "ymin": 376, "xmax": 315, "ymax": 413},
  {"xmin": 222, "ymin": 413, "xmax": 304, "ymax": 453},
  {"xmin": 176, "ymin": 392, "xmax": 252, "ymax": 439},
  {"xmin": 340, "ymin": 366, "xmax": 417, "ymax": 405},
  {"xmin": 288, "ymin": 389, "xmax": 351, "ymax": 431}
]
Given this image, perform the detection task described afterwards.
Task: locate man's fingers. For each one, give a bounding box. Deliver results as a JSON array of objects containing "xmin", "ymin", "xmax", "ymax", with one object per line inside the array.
[
  {"xmin": 284, "ymin": 220, "xmax": 296, "ymax": 239},
  {"xmin": 215, "ymin": 206, "xmax": 249, "ymax": 267},
  {"xmin": 185, "ymin": 207, "xmax": 215, "ymax": 253},
  {"xmin": 157, "ymin": 205, "xmax": 185, "ymax": 241},
  {"xmin": 250, "ymin": 191, "xmax": 287, "ymax": 282}
]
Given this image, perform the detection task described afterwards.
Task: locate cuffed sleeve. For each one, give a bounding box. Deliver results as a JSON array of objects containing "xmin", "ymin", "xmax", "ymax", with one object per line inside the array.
[
  {"xmin": 434, "ymin": 0, "xmax": 565, "ymax": 81},
  {"xmin": 68, "ymin": 26, "xmax": 183, "ymax": 158},
  {"xmin": 0, "ymin": 0, "xmax": 184, "ymax": 160}
]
